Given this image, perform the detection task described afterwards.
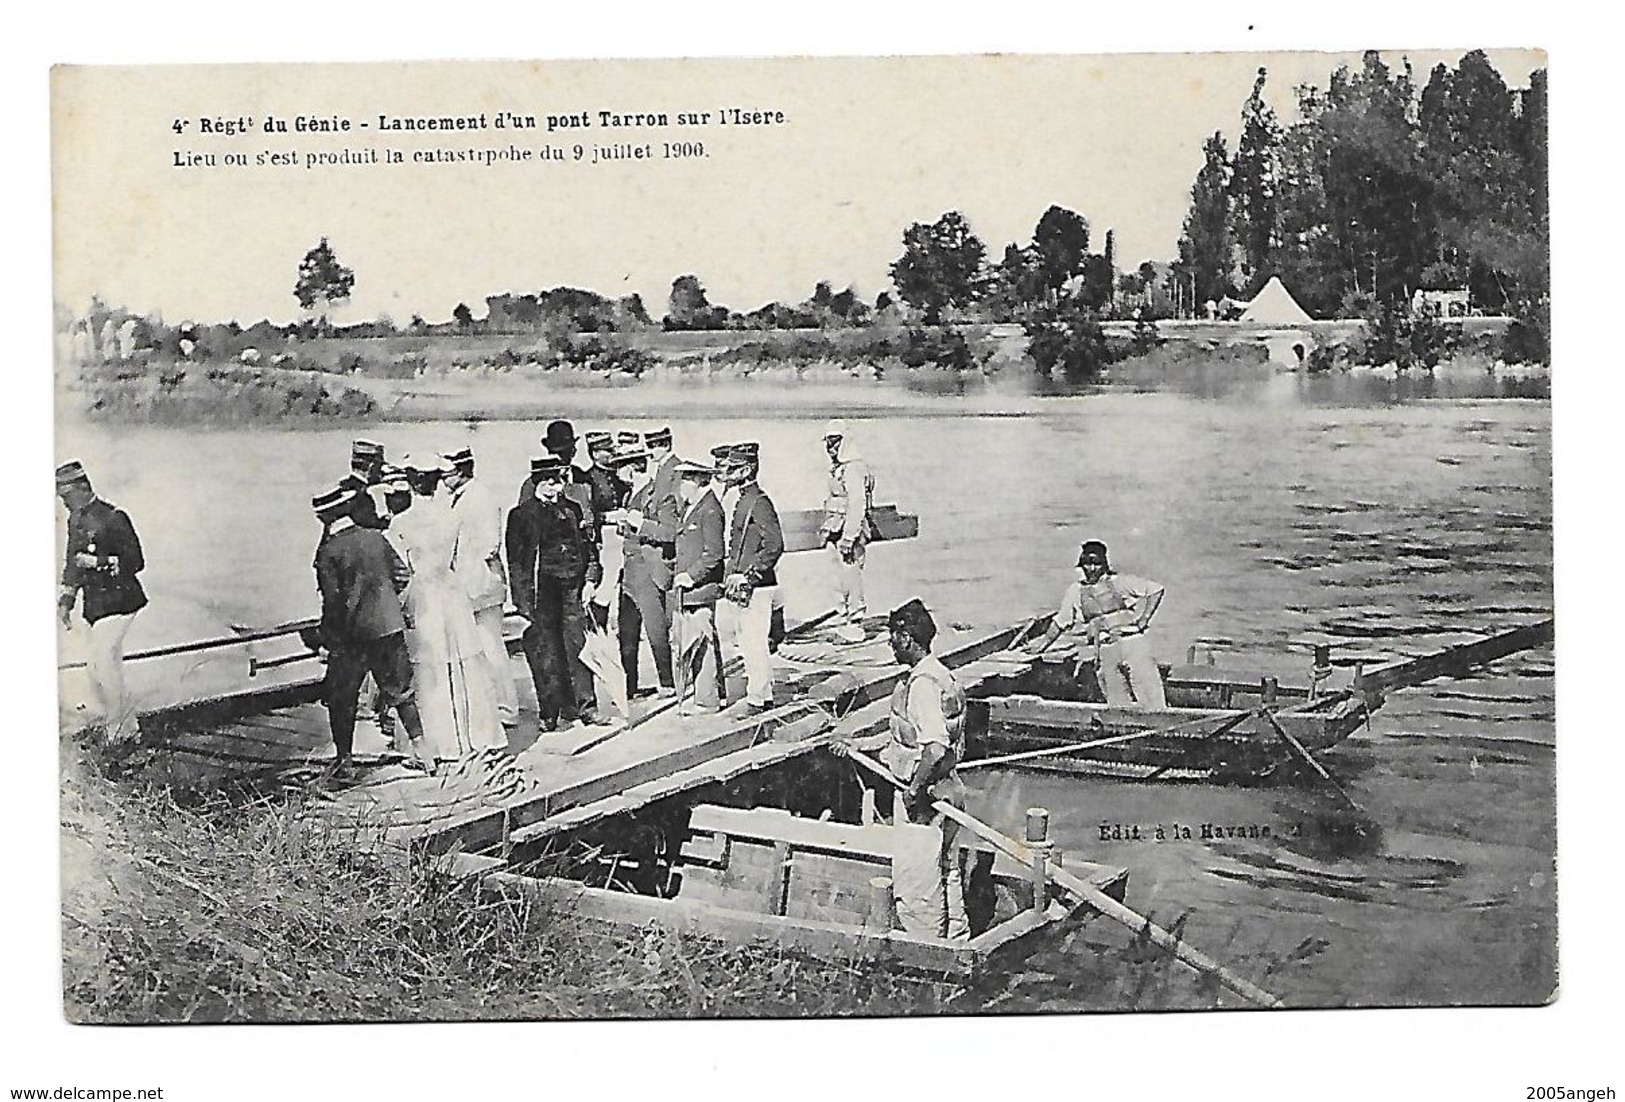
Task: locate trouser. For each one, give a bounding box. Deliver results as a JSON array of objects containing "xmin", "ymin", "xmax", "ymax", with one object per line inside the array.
[
  {"xmin": 86, "ymin": 611, "xmax": 139, "ymax": 740},
  {"xmin": 618, "ymin": 575, "xmax": 674, "ymax": 695},
  {"xmin": 522, "ymin": 577, "xmax": 588, "ymax": 726},
  {"xmin": 888, "ymin": 786, "xmax": 969, "ymax": 942},
  {"xmin": 473, "ymin": 602, "xmax": 519, "ymax": 724},
  {"xmin": 1097, "ymin": 632, "xmax": 1167, "ymax": 709},
  {"xmin": 717, "ymin": 585, "xmax": 777, "ymax": 706},
  {"xmin": 670, "ymin": 603, "xmax": 721, "ymax": 710},
  {"xmin": 325, "ymin": 632, "xmax": 424, "ymax": 761},
  {"xmin": 827, "ymin": 538, "xmax": 868, "ymax": 625}
]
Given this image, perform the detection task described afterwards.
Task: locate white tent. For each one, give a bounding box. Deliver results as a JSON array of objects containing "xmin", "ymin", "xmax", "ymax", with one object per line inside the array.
[{"xmin": 1236, "ymin": 276, "xmax": 1314, "ymax": 325}]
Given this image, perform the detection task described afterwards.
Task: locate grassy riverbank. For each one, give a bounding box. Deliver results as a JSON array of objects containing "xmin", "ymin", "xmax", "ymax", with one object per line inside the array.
[{"xmin": 60, "ymin": 731, "xmax": 1249, "ymax": 1022}]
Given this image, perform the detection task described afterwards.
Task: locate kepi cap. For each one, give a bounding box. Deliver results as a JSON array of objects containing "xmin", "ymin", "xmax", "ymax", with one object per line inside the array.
[
  {"xmin": 674, "ymin": 458, "xmax": 715, "ymax": 479},
  {"xmin": 442, "ymin": 446, "xmax": 474, "ymax": 468},
  {"xmin": 585, "ymin": 432, "xmax": 614, "ymax": 454},
  {"xmin": 55, "ymin": 460, "xmax": 91, "ymax": 490},
  {"xmin": 644, "ymin": 426, "xmax": 673, "ymax": 448},
  {"xmin": 530, "ymin": 455, "xmax": 566, "ymax": 479},
  {"xmin": 312, "ymin": 484, "xmax": 358, "ymax": 514},
  {"xmin": 351, "ymin": 439, "xmax": 385, "ymax": 462}
]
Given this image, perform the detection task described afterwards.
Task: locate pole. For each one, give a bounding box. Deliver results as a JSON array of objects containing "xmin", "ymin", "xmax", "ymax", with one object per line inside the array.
[
  {"xmin": 840, "ymin": 748, "xmax": 1286, "ymax": 1009},
  {"xmin": 959, "ymin": 707, "xmax": 1257, "ymax": 772}
]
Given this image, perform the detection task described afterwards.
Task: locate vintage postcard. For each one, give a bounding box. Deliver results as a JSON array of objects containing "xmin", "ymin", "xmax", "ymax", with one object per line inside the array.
[{"xmin": 51, "ymin": 49, "xmax": 1553, "ymax": 1026}]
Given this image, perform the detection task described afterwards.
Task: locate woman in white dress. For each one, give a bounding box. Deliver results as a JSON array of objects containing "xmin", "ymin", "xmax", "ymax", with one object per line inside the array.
[{"xmin": 394, "ymin": 455, "xmax": 505, "ymax": 768}]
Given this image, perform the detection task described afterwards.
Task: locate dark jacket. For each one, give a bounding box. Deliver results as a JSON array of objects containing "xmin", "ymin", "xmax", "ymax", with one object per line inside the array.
[
  {"xmin": 725, "ymin": 482, "xmax": 784, "ymax": 588},
  {"xmin": 314, "ymin": 522, "xmax": 409, "ymax": 648},
  {"xmin": 585, "ymin": 464, "xmax": 627, "ymax": 518},
  {"xmin": 672, "ymin": 491, "xmax": 726, "ymax": 607},
  {"xmin": 516, "ymin": 467, "xmax": 598, "ymax": 544},
  {"xmin": 61, "ymin": 497, "xmax": 148, "ymax": 623},
  {"xmin": 636, "ymin": 454, "xmax": 684, "ymax": 553},
  {"xmin": 506, "ymin": 496, "xmax": 600, "ymax": 618},
  {"xmin": 619, "ymin": 482, "xmax": 673, "ymax": 591}
]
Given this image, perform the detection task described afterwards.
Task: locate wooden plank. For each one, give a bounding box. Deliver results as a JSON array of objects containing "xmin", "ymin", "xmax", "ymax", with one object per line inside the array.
[
  {"xmin": 785, "ymin": 851, "xmax": 887, "ymax": 926},
  {"xmin": 1361, "ymin": 619, "xmax": 1554, "ymax": 693},
  {"xmin": 778, "ymin": 505, "xmax": 919, "ymax": 554},
  {"xmin": 980, "ymin": 695, "xmax": 1334, "ymax": 744},
  {"xmin": 687, "ymin": 805, "xmax": 899, "ymax": 859},
  {"xmin": 479, "ymin": 871, "xmax": 974, "ymax": 975}
]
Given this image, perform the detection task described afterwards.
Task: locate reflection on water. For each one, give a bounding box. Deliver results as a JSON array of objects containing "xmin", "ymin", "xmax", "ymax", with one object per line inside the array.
[{"xmin": 55, "ymin": 377, "xmax": 1553, "ymax": 1008}]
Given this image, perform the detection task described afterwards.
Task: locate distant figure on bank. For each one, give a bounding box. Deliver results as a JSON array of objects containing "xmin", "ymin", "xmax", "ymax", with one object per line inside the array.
[
  {"xmin": 56, "ymin": 460, "xmax": 148, "ymax": 744},
  {"xmin": 309, "ymin": 484, "xmax": 431, "ymax": 778},
  {"xmin": 669, "ymin": 458, "xmax": 726, "ymax": 714},
  {"xmin": 838, "ymin": 598, "xmax": 969, "ymax": 941},
  {"xmin": 341, "ymin": 438, "xmax": 391, "ymax": 529},
  {"xmin": 1024, "ymin": 540, "xmax": 1167, "ymax": 709},
  {"xmin": 393, "ymin": 455, "xmax": 504, "ymax": 767},
  {"xmin": 819, "ymin": 419, "xmax": 876, "ymax": 644},
  {"xmin": 717, "ymin": 442, "xmax": 784, "ymax": 714},
  {"xmin": 443, "ymin": 446, "xmax": 519, "ymax": 729},
  {"xmin": 507, "ymin": 455, "xmax": 601, "ymax": 731}
]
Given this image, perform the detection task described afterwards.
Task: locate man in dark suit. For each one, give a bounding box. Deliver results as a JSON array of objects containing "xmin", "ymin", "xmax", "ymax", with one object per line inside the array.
[
  {"xmin": 716, "ymin": 442, "xmax": 784, "ymax": 713},
  {"xmin": 669, "ymin": 458, "xmax": 726, "ymax": 713},
  {"xmin": 56, "ymin": 461, "xmax": 149, "ymax": 743},
  {"xmin": 507, "ymin": 456, "xmax": 602, "ymax": 730},
  {"xmin": 309, "ymin": 484, "xmax": 430, "ymax": 777}
]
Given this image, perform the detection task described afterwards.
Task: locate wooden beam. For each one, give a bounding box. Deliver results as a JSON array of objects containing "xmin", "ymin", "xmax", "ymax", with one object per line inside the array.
[{"xmin": 1360, "ymin": 619, "xmax": 1554, "ymax": 693}]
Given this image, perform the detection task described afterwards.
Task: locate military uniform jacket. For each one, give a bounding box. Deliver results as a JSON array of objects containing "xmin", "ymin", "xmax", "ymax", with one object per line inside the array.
[
  {"xmin": 636, "ymin": 454, "xmax": 684, "ymax": 551},
  {"xmin": 725, "ymin": 482, "xmax": 784, "ymax": 588},
  {"xmin": 314, "ymin": 521, "xmax": 409, "ymax": 649},
  {"xmin": 672, "ymin": 491, "xmax": 726, "ymax": 607},
  {"xmin": 585, "ymin": 464, "xmax": 628, "ymax": 519},
  {"xmin": 620, "ymin": 482, "xmax": 673, "ymax": 591},
  {"xmin": 61, "ymin": 497, "xmax": 148, "ymax": 623},
  {"xmin": 505, "ymin": 496, "xmax": 600, "ymax": 618}
]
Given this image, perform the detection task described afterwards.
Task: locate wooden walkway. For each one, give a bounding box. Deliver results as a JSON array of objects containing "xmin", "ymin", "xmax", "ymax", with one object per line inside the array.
[{"xmin": 148, "ymin": 612, "xmax": 1042, "ymax": 857}]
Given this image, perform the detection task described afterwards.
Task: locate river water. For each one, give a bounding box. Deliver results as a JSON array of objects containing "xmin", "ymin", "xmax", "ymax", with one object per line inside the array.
[{"xmin": 55, "ymin": 375, "xmax": 1554, "ymax": 1009}]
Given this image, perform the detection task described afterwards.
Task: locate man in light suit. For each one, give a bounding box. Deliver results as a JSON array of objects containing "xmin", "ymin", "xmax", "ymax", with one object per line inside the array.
[
  {"xmin": 443, "ymin": 446, "xmax": 518, "ymax": 729},
  {"xmin": 716, "ymin": 442, "xmax": 784, "ymax": 714}
]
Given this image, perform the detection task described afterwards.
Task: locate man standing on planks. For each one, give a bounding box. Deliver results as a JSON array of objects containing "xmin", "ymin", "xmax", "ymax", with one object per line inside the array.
[
  {"xmin": 836, "ymin": 598, "xmax": 969, "ymax": 941},
  {"xmin": 507, "ymin": 455, "xmax": 602, "ymax": 731},
  {"xmin": 615, "ymin": 427, "xmax": 681, "ymax": 699},
  {"xmin": 818, "ymin": 419, "xmax": 876, "ymax": 644},
  {"xmin": 669, "ymin": 457, "xmax": 727, "ymax": 714},
  {"xmin": 716, "ymin": 442, "xmax": 784, "ymax": 714},
  {"xmin": 308, "ymin": 483, "xmax": 432, "ymax": 780},
  {"xmin": 1023, "ymin": 539, "xmax": 1167, "ymax": 708},
  {"xmin": 56, "ymin": 460, "xmax": 149, "ymax": 745},
  {"xmin": 443, "ymin": 445, "xmax": 520, "ymax": 732}
]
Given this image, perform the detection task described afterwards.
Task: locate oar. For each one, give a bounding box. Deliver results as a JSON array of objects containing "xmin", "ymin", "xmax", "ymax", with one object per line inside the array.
[
  {"xmin": 1259, "ymin": 708, "xmax": 1362, "ymax": 812},
  {"xmin": 961, "ymin": 706, "xmax": 1257, "ymax": 772},
  {"xmin": 841, "ymin": 747, "xmax": 1284, "ymax": 1009}
]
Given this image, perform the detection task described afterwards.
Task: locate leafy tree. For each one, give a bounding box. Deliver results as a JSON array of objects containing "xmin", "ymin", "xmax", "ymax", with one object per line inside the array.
[
  {"xmin": 293, "ymin": 237, "xmax": 356, "ymax": 332},
  {"xmin": 986, "ymin": 243, "xmax": 1046, "ymax": 321},
  {"xmin": 1023, "ymin": 292, "xmax": 1110, "ymax": 383},
  {"xmin": 1032, "ymin": 205, "xmax": 1091, "ymax": 301},
  {"xmin": 888, "ymin": 211, "xmax": 987, "ymax": 325},
  {"xmin": 665, "ymin": 274, "xmax": 713, "ymax": 330},
  {"xmin": 1077, "ymin": 254, "xmax": 1115, "ymax": 310},
  {"xmin": 1177, "ymin": 132, "xmax": 1236, "ymax": 309},
  {"xmin": 1228, "ymin": 68, "xmax": 1283, "ymax": 292},
  {"xmin": 452, "ymin": 302, "xmax": 474, "ymax": 331}
]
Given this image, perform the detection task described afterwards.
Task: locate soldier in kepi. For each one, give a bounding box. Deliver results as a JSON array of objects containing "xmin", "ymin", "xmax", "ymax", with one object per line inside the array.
[
  {"xmin": 837, "ymin": 598, "xmax": 969, "ymax": 941},
  {"xmin": 308, "ymin": 483, "xmax": 433, "ymax": 780},
  {"xmin": 717, "ymin": 442, "xmax": 784, "ymax": 714},
  {"xmin": 819, "ymin": 420, "xmax": 875, "ymax": 644},
  {"xmin": 1024, "ymin": 539, "xmax": 1167, "ymax": 709},
  {"xmin": 56, "ymin": 460, "xmax": 149, "ymax": 745}
]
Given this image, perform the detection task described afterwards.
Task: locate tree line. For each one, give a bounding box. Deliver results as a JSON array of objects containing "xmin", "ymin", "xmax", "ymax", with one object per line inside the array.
[{"xmin": 1176, "ymin": 50, "xmax": 1547, "ymax": 329}]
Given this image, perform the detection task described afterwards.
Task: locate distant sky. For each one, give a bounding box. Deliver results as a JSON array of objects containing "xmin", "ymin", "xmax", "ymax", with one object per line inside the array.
[{"xmin": 52, "ymin": 49, "xmax": 1542, "ymax": 325}]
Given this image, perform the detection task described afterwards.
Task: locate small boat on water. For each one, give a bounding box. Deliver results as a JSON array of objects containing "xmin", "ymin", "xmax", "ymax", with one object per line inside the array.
[
  {"xmin": 446, "ymin": 801, "xmax": 1129, "ymax": 980},
  {"xmin": 960, "ymin": 616, "xmax": 1554, "ymax": 783}
]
